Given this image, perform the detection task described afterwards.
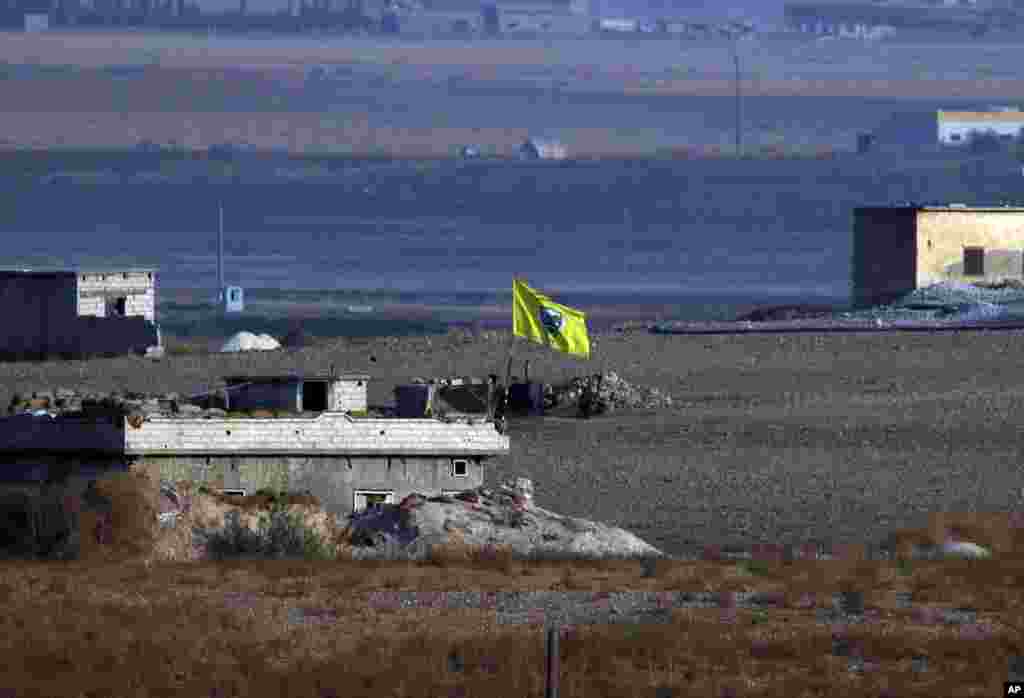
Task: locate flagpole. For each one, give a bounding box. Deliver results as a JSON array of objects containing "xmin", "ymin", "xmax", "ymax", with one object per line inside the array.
[{"xmin": 504, "ymin": 275, "xmax": 519, "ymax": 421}]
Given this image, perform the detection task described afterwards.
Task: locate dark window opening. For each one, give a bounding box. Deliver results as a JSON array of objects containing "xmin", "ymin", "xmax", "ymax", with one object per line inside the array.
[
  {"xmin": 0, "ymin": 497, "xmax": 33, "ymax": 551},
  {"xmin": 452, "ymin": 459, "xmax": 469, "ymax": 477},
  {"xmin": 951, "ymin": 133, "xmax": 962, "ymax": 142},
  {"xmin": 106, "ymin": 296, "xmax": 127, "ymax": 317},
  {"xmin": 357, "ymin": 492, "xmax": 391, "ymax": 511},
  {"xmin": 302, "ymin": 381, "xmax": 328, "ymax": 412},
  {"xmin": 964, "ymin": 247, "xmax": 985, "ymax": 276},
  {"xmin": 222, "ymin": 489, "xmax": 246, "ymax": 497}
]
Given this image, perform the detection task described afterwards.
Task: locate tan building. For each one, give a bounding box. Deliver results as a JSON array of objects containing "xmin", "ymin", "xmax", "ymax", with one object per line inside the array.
[{"xmin": 852, "ymin": 205, "xmax": 1024, "ymax": 308}]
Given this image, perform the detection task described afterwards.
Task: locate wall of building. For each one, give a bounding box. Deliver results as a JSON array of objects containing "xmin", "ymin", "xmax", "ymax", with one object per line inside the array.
[
  {"xmin": 61, "ymin": 316, "xmax": 161, "ymax": 358},
  {"xmin": 76, "ymin": 271, "xmax": 156, "ymax": 322},
  {"xmin": 0, "ymin": 416, "xmax": 125, "ymax": 453},
  {"xmin": 0, "ymin": 272, "xmax": 159, "ymax": 360},
  {"xmin": 916, "ymin": 209, "xmax": 1024, "ymax": 286},
  {"xmin": 142, "ymin": 453, "xmax": 484, "ymax": 518},
  {"xmin": 851, "ymin": 208, "xmax": 918, "ymax": 308},
  {"xmin": 331, "ymin": 378, "xmax": 368, "ymax": 412},
  {"xmin": 938, "ymin": 117, "xmax": 1024, "ymax": 145},
  {"xmin": 0, "ymin": 273, "xmax": 77, "ymax": 358},
  {"xmin": 226, "ymin": 381, "xmax": 302, "ymax": 411},
  {"xmin": 125, "ymin": 414, "xmax": 510, "ymax": 455}
]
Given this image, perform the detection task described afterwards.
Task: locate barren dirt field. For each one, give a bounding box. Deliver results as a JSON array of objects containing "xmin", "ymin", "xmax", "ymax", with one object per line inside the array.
[
  {"xmin": 4, "ymin": 325, "xmax": 1024, "ymax": 556},
  {"xmin": 1, "ymin": 326, "xmax": 1024, "ymax": 697}
]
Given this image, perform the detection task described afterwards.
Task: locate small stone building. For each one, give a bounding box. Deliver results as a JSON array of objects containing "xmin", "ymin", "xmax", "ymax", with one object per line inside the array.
[
  {"xmin": 519, "ymin": 137, "xmax": 568, "ymax": 161},
  {"xmin": 0, "ymin": 372, "xmax": 510, "ymax": 531},
  {"xmin": 852, "ymin": 204, "xmax": 1024, "ymax": 308},
  {"xmin": 221, "ymin": 374, "xmax": 369, "ymax": 413},
  {"xmin": 0, "ymin": 267, "xmax": 162, "ymax": 360}
]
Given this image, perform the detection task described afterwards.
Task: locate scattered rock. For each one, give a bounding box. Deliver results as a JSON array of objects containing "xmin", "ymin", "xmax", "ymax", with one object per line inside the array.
[
  {"xmin": 544, "ymin": 371, "xmax": 673, "ymax": 414},
  {"xmin": 340, "ymin": 476, "xmax": 664, "ymax": 561}
]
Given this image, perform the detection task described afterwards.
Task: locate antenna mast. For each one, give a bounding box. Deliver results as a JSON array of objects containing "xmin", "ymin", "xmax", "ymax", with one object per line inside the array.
[{"xmin": 218, "ymin": 202, "xmax": 224, "ymax": 303}]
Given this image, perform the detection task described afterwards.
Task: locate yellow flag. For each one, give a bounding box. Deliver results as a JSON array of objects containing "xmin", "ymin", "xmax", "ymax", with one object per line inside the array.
[{"xmin": 512, "ymin": 278, "xmax": 590, "ymax": 359}]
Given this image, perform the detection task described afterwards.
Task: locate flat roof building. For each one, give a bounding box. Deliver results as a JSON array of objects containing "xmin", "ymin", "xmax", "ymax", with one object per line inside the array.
[
  {"xmin": 852, "ymin": 205, "xmax": 1024, "ymax": 308},
  {"xmin": 0, "ymin": 267, "xmax": 162, "ymax": 360}
]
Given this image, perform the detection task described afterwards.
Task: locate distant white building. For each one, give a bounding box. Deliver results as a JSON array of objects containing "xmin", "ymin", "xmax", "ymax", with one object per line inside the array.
[
  {"xmin": 519, "ymin": 137, "xmax": 568, "ymax": 160},
  {"xmin": 938, "ymin": 109, "xmax": 1024, "ymax": 146}
]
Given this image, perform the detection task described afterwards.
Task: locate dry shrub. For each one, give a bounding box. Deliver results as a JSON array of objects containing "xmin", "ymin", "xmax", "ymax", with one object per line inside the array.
[
  {"xmin": 79, "ymin": 469, "xmax": 161, "ymax": 564},
  {"xmin": 149, "ymin": 483, "xmax": 352, "ymax": 563}
]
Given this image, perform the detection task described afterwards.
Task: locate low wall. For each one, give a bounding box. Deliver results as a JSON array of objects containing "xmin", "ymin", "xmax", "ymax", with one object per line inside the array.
[
  {"xmin": 0, "ymin": 417, "xmax": 125, "ymax": 453},
  {"xmin": 141, "ymin": 453, "xmax": 485, "ymax": 519}
]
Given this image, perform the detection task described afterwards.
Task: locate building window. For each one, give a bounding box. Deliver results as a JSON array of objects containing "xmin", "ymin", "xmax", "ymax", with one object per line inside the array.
[
  {"xmin": 354, "ymin": 490, "xmax": 393, "ymax": 512},
  {"xmin": 222, "ymin": 489, "xmax": 246, "ymax": 497},
  {"xmin": 106, "ymin": 296, "xmax": 127, "ymax": 317},
  {"xmin": 451, "ymin": 459, "xmax": 469, "ymax": 477},
  {"xmin": 950, "ymin": 133, "xmax": 962, "ymax": 142},
  {"xmin": 122, "ymin": 272, "xmax": 129, "ymax": 279},
  {"xmin": 964, "ymin": 247, "xmax": 985, "ymax": 276}
]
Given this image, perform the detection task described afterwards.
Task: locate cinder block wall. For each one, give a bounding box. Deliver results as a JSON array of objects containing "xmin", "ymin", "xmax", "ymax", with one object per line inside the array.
[
  {"xmin": 76, "ymin": 271, "xmax": 156, "ymax": 322},
  {"xmin": 143, "ymin": 453, "xmax": 484, "ymax": 519},
  {"xmin": 125, "ymin": 415, "xmax": 510, "ymax": 453},
  {"xmin": 331, "ymin": 378, "xmax": 368, "ymax": 412},
  {"xmin": 851, "ymin": 208, "xmax": 919, "ymax": 308},
  {"xmin": 227, "ymin": 382, "xmax": 301, "ymax": 411},
  {"xmin": 916, "ymin": 210, "xmax": 1024, "ymax": 286}
]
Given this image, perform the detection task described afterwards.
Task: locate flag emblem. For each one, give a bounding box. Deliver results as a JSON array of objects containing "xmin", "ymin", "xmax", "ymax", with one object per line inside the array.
[
  {"xmin": 512, "ymin": 277, "xmax": 590, "ymax": 359},
  {"xmin": 539, "ymin": 306, "xmax": 563, "ymax": 335}
]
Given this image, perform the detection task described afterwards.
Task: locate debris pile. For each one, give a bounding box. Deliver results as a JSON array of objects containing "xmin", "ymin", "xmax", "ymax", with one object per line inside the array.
[
  {"xmin": 341, "ymin": 476, "xmax": 665, "ymax": 561},
  {"xmin": 546, "ymin": 371, "xmax": 673, "ymax": 415},
  {"xmin": 7, "ymin": 388, "xmax": 228, "ymax": 419}
]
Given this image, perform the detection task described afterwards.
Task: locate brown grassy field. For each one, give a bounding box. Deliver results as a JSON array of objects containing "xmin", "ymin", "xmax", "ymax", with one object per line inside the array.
[
  {"xmin": 3, "ymin": 325, "xmax": 1024, "ymax": 695},
  {"xmin": 3, "ymin": 30, "xmax": 1024, "ymax": 156}
]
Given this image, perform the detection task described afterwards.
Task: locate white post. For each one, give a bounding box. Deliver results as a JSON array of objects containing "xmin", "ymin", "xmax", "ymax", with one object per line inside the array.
[{"xmin": 218, "ymin": 202, "xmax": 224, "ymax": 304}]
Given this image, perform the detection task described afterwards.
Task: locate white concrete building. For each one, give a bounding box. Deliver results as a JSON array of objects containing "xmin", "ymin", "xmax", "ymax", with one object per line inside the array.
[
  {"xmin": 0, "ymin": 268, "xmax": 162, "ymax": 360},
  {"xmin": 938, "ymin": 110, "xmax": 1024, "ymax": 146},
  {"xmin": 0, "ymin": 372, "xmax": 510, "ymax": 520}
]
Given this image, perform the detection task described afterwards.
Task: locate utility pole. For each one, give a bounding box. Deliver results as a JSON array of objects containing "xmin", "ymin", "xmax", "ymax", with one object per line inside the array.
[{"xmin": 731, "ymin": 35, "xmax": 743, "ymax": 158}]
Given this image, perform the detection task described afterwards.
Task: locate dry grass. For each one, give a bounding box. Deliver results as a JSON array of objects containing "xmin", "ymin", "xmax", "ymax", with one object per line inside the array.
[
  {"xmin": 2, "ymin": 31, "xmax": 1024, "ymax": 157},
  {"xmin": 1, "ymin": 464, "xmax": 1022, "ymax": 697}
]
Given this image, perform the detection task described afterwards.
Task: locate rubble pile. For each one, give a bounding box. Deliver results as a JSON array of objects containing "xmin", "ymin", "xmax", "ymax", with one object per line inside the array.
[
  {"xmin": 342, "ymin": 476, "xmax": 665, "ymax": 562},
  {"xmin": 546, "ymin": 371, "xmax": 673, "ymax": 414},
  {"xmin": 6, "ymin": 388, "xmax": 231, "ymax": 420}
]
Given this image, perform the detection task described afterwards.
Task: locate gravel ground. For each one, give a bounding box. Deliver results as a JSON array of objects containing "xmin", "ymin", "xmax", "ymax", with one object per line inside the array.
[{"xmin": 3, "ymin": 323, "xmax": 1024, "ymax": 559}]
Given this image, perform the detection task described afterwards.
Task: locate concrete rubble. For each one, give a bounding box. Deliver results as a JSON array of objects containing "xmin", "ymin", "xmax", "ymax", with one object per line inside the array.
[{"xmin": 341, "ymin": 476, "xmax": 666, "ymax": 561}]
